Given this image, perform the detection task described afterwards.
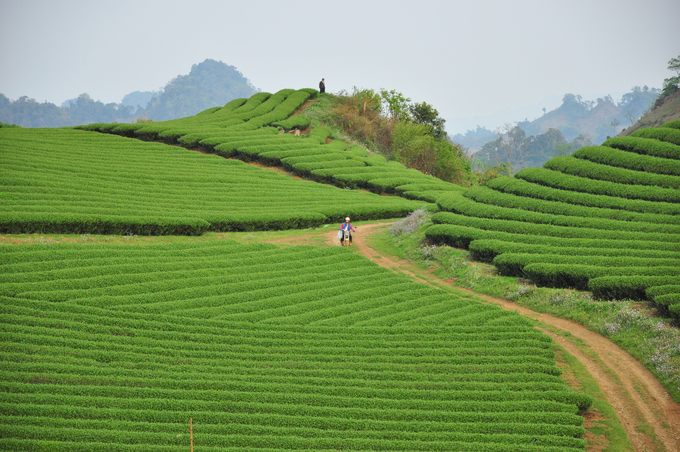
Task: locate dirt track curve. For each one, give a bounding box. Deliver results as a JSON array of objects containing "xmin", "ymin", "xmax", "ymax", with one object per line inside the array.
[{"xmin": 269, "ymin": 222, "xmax": 680, "ymax": 452}]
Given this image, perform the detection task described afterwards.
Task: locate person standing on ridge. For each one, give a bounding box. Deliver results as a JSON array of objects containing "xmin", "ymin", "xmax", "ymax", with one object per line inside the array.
[{"xmin": 319, "ymin": 78, "xmax": 325, "ymax": 93}]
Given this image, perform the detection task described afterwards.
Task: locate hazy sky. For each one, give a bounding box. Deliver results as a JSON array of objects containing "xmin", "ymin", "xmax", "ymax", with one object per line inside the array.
[{"xmin": 1, "ymin": 0, "xmax": 679, "ymax": 134}]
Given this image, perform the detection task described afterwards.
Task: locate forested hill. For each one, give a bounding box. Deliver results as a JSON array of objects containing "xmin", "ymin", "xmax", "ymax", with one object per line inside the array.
[
  {"xmin": 140, "ymin": 59, "xmax": 258, "ymax": 121},
  {"xmin": 455, "ymin": 87, "xmax": 661, "ymax": 172},
  {"xmin": 518, "ymin": 89, "xmax": 659, "ymax": 144},
  {"xmin": 0, "ymin": 59, "xmax": 258, "ymax": 127},
  {"xmin": 453, "ymin": 87, "xmax": 659, "ymax": 152}
]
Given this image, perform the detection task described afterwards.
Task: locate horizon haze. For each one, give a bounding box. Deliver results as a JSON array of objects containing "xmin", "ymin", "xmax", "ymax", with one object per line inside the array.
[{"xmin": 1, "ymin": 0, "xmax": 678, "ymax": 134}]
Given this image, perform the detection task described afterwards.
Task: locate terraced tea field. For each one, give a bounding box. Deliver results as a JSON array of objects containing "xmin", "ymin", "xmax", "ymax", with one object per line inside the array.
[
  {"xmin": 77, "ymin": 89, "xmax": 465, "ymax": 203},
  {"xmin": 0, "ymin": 128, "xmax": 425, "ymax": 234},
  {"xmin": 3, "ymin": 89, "xmax": 680, "ymax": 450},
  {"xmin": 427, "ymin": 120, "xmax": 680, "ymax": 318},
  {"xmin": 0, "ymin": 240, "xmax": 591, "ymax": 451}
]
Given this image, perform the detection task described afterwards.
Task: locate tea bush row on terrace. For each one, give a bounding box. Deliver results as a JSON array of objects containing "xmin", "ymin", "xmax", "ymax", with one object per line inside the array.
[
  {"xmin": 426, "ymin": 121, "xmax": 680, "ymax": 317},
  {"xmin": 0, "ymin": 240, "xmax": 591, "ymax": 451},
  {"xmin": 0, "ymin": 128, "xmax": 427, "ymax": 235},
  {"xmin": 77, "ymin": 89, "xmax": 465, "ymax": 203}
]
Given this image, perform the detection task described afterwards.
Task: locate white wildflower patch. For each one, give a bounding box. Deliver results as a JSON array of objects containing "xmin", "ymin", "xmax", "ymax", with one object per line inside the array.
[{"xmin": 390, "ymin": 208, "xmax": 429, "ymax": 237}]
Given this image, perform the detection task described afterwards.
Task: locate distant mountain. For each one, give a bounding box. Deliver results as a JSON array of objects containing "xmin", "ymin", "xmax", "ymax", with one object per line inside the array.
[
  {"xmin": 452, "ymin": 87, "xmax": 660, "ymax": 156},
  {"xmin": 139, "ymin": 59, "xmax": 259, "ymax": 121},
  {"xmin": 517, "ymin": 87, "xmax": 659, "ymax": 144},
  {"xmin": 0, "ymin": 59, "xmax": 258, "ymax": 127},
  {"xmin": 121, "ymin": 91, "xmax": 157, "ymax": 112},
  {"xmin": 450, "ymin": 126, "xmax": 496, "ymax": 152},
  {"xmin": 453, "ymin": 86, "xmax": 662, "ymax": 172}
]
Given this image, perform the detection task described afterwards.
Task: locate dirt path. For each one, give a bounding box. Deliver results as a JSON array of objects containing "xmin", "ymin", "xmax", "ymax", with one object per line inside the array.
[{"xmin": 270, "ymin": 222, "xmax": 680, "ymax": 452}]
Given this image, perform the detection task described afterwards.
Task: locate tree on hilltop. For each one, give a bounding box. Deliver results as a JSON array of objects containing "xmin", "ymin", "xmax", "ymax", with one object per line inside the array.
[
  {"xmin": 409, "ymin": 102, "xmax": 446, "ymax": 140},
  {"xmin": 655, "ymin": 53, "xmax": 680, "ymax": 106}
]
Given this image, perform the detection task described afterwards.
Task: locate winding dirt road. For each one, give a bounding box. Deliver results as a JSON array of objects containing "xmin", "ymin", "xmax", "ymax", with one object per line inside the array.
[{"xmin": 270, "ymin": 222, "xmax": 680, "ymax": 452}]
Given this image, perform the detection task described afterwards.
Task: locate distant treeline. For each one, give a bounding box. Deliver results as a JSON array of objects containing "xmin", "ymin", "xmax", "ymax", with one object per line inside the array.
[{"xmin": 0, "ymin": 59, "xmax": 258, "ymax": 128}]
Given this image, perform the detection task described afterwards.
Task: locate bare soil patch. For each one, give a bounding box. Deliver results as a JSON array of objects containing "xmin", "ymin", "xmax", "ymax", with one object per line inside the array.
[
  {"xmin": 291, "ymin": 98, "xmax": 317, "ymax": 116},
  {"xmin": 237, "ymin": 160, "xmax": 305, "ymax": 180}
]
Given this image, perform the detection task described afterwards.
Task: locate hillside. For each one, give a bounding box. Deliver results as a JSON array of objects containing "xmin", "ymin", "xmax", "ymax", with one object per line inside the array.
[
  {"xmin": 618, "ymin": 89, "xmax": 680, "ymax": 136},
  {"xmin": 0, "ymin": 128, "xmax": 424, "ymax": 234},
  {"xmin": 427, "ymin": 120, "xmax": 680, "ymax": 320},
  {"xmin": 520, "ymin": 95, "xmax": 621, "ymax": 142},
  {"xmin": 0, "ymin": 87, "xmax": 599, "ymax": 451},
  {"xmin": 423, "ymin": 120, "xmax": 680, "ymax": 409},
  {"xmin": 0, "ymin": 239, "xmax": 595, "ymax": 451},
  {"xmin": 2, "ymin": 86, "xmax": 679, "ymax": 451},
  {"xmin": 77, "ymin": 89, "xmax": 467, "ymax": 205}
]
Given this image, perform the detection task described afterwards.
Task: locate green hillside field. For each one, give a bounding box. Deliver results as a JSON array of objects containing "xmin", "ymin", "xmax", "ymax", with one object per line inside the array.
[
  {"xmin": 76, "ymin": 88, "xmax": 466, "ymax": 203},
  {"xmin": 427, "ymin": 120, "xmax": 680, "ymax": 319},
  {"xmin": 0, "ymin": 240, "xmax": 592, "ymax": 451},
  {"xmin": 0, "ymin": 127, "xmax": 428, "ymax": 234},
  {"xmin": 0, "ymin": 88, "xmax": 599, "ymax": 450}
]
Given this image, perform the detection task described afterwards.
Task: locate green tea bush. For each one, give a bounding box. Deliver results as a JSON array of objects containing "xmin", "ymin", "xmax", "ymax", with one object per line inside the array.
[
  {"xmin": 308, "ymin": 125, "xmax": 333, "ymax": 143},
  {"xmin": 426, "ymin": 223, "xmax": 680, "ymax": 252},
  {"xmin": 646, "ymin": 284, "xmax": 680, "ymax": 298},
  {"xmin": 573, "ymin": 145, "xmax": 680, "ymax": 176},
  {"xmin": 654, "ymin": 293, "xmax": 680, "ymax": 316},
  {"xmin": 195, "ymin": 106, "xmax": 221, "ymax": 115},
  {"xmin": 524, "ymin": 263, "xmax": 678, "ymax": 291},
  {"xmin": 74, "ymin": 89, "xmax": 465, "ymax": 201},
  {"xmin": 440, "ymin": 189, "xmax": 680, "ymax": 228},
  {"xmin": 483, "ymin": 177, "xmax": 680, "ymax": 215},
  {"xmin": 493, "ymin": 253, "xmax": 680, "ymax": 278},
  {"xmin": 272, "ymin": 114, "xmax": 312, "ymax": 130},
  {"xmin": 430, "ymin": 212, "xmax": 680, "ymax": 243},
  {"xmin": 347, "ymin": 145, "xmax": 369, "ymax": 157},
  {"xmin": 515, "ymin": 167, "xmax": 680, "ymax": 203},
  {"xmin": 544, "ymin": 156, "xmax": 680, "ymax": 189},
  {"xmin": 0, "ymin": 128, "xmax": 426, "ymax": 234},
  {"xmin": 661, "ymin": 119, "xmax": 680, "ymax": 129},
  {"xmin": 589, "ymin": 275, "xmax": 680, "ymax": 301},
  {"xmin": 109, "ymin": 123, "xmax": 148, "ymax": 137},
  {"xmin": 227, "ymin": 91, "xmax": 273, "ymax": 119},
  {"xmin": 632, "ymin": 126, "xmax": 680, "ymax": 146},
  {"xmin": 292, "ymin": 159, "xmax": 365, "ymax": 173},
  {"xmin": 221, "ymin": 97, "xmax": 248, "ymax": 111},
  {"xmin": 281, "ymin": 153, "xmax": 350, "ymax": 165},
  {"xmin": 469, "ymin": 239, "xmax": 680, "ymax": 263},
  {"xmin": 0, "ymin": 213, "xmax": 210, "ymax": 236},
  {"xmin": 602, "ymin": 136, "xmax": 680, "ymax": 160}
]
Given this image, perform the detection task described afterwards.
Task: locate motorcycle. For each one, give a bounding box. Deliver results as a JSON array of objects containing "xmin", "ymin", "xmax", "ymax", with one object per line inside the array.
[{"xmin": 338, "ymin": 227, "xmax": 355, "ymax": 247}]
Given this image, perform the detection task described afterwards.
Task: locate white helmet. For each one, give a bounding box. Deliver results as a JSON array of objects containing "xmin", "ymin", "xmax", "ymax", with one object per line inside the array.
[{"xmin": 345, "ymin": 217, "xmax": 350, "ymax": 221}]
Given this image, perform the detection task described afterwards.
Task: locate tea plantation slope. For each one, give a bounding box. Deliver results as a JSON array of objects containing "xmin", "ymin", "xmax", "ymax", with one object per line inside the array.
[
  {"xmin": 426, "ymin": 122, "xmax": 680, "ymax": 318},
  {"xmin": 0, "ymin": 240, "xmax": 592, "ymax": 451},
  {"xmin": 77, "ymin": 88, "xmax": 465, "ymax": 203},
  {"xmin": 0, "ymin": 127, "xmax": 426, "ymax": 234}
]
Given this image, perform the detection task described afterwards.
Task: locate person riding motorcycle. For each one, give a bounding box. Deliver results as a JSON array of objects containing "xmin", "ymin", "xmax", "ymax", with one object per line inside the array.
[{"xmin": 339, "ymin": 217, "xmax": 356, "ymax": 245}]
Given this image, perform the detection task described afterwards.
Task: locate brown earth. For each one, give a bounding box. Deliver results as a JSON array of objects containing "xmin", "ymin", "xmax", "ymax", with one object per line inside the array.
[
  {"xmin": 291, "ymin": 98, "xmax": 317, "ymax": 116},
  {"xmin": 268, "ymin": 222, "xmax": 680, "ymax": 452}
]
